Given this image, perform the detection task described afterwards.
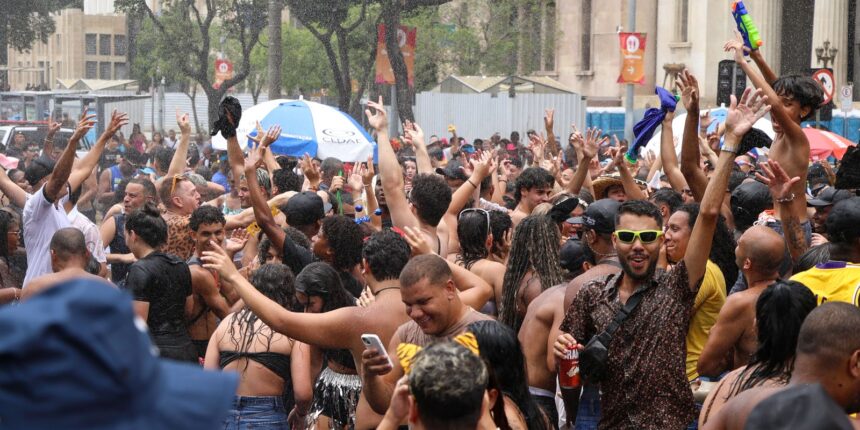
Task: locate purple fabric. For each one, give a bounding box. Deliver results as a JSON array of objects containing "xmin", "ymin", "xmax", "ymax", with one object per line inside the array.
[{"xmin": 627, "ymin": 87, "xmax": 678, "ymax": 161}]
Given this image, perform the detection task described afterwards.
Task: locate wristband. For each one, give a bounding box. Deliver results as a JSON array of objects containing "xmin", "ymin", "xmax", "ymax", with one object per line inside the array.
[
  {"xmin": 776, "ymin": 193, "xmax": 795, "ymax": 204},
  {"xmin": 721, "ymin": 145, "xmax": 739, "ymax": 154},
  {"xmin": 467, "ymin": 179, "xmax": 478, "ymax": 188}
]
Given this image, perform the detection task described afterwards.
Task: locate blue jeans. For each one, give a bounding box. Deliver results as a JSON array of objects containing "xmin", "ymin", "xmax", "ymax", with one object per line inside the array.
[
  {"xmin": 575, "ymin": 385, "xmax": 601, "ymax": 430},
  {"xmin": 222, "ymin": 396, "xmax": 288, "ymax": 430}
]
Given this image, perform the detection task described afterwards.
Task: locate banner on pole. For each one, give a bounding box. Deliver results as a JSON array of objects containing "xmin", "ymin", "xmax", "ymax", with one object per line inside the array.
[
  {"xmin": 214, "ymin": 59, "xmax": 233, "ymax": 89},
  {"xmin": 617, "ymin": 33, "xmax": 646, "ymax": 84},
  {"xmin": 375, "ymin": 25, "xmax": 416, "ymax": 87}
]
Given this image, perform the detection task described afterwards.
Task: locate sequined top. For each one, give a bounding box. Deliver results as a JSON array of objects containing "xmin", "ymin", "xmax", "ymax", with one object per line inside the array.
[{"xmin": 560, "ymin": 261, "xmax": 702, "ymax": 430}]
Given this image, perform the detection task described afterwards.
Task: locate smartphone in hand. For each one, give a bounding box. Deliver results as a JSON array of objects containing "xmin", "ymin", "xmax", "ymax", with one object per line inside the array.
[{"xmin": 361, "ymin": 334, "xmax": 392, "ymax": 367}]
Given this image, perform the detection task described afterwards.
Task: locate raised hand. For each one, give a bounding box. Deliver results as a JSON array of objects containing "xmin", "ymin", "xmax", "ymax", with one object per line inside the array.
[
  {"xmin": 723, "ymin": 31, "xmax": 750, "ymax": 64},
  {"xmin": 361, "ymin": 155, "xmax": 375, "ymax": 185},
  {"xmin": 699, "ymin": 110, "xmax": 714, "ymax": 134},
  {"xmin": 403, "ymin": 120, "xmax": 425, "ymax": 148},
  {"xmin": 675, "ymin": 69, "xmax": 700, "ymax": 111},
  {"xmin": 72, "ymin": 114, "xmax": 97, "ymax": 140},
  {"xmin": 177, "ymin": 110, "xmax": 191, "ymax": 135},
  {"xmin": 469, "ymin": 150, "xmax": 494, "ymax": 180},
  {"xmin": 364, "ymin": 96, "xmax": 388, "ymax": 132},
  {"xmin": 106, "ymin": 110, "xmax": 129, "ymax": 136},
  {"xmin": 47, "ymin": 120, "xmax": 62, "ymax": 137},
  {"xmin": 530, "ymin": 132, "xmax": 547, "ymax": 161},
  {"xmin": 201, "ymin": 240, "xmax": 241, "ymax": 280},
  {"xmin": 403, "ymin": 225, "xmax": 433, "ymax": 255},
  {"xmin": 544, "ymin": 108, "xmax": 555, "ymax": 131},
  {"xmin": 224, "ymin": 236, "xmax": 248, "ymax": 256},
  {"xmin": 755, "ymin": 159, "xmax": 799, "ymax": 201},
  {"xmin": 581, "ymin": 127, "xmax": 603, "ymax": 160},
  {"xmin": 725, "ymin": 88, "xmax": 770, "ymax": 140},
  {"xmin": 348, "ymin": 168, "xmax": 364, "ymax": 192},
  {"xmin": 300, "ymin": 153, "xmax": 321, "ymax": 187}
]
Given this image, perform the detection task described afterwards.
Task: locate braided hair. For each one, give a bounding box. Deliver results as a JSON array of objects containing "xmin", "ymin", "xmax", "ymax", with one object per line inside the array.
[{"xmin": 498, "ymin": 215, "xmax": 565, "ymax": 331}]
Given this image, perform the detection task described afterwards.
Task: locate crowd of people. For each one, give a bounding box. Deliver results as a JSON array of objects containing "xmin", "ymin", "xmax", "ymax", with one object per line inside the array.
[{"xmin": 2, "ymin": 34, "xmax": 860, "ymax": 430}]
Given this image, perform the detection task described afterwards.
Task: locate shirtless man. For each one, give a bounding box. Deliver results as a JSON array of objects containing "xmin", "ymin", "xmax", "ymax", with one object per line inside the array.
[
  {"xmin": 697, "ymin": 226, "xmax": 784, "ymax": 377},
  {"xmin": 510, "ymin": 167, "xmax": 554, "ymax": 227},
  {"xmin": 22, "ymin": 228, "xmax": 110, "ymax": 299},
  {"xmin": 703, "ymin": 303, "xmax": 860, "ymax": 430},
  {"xmin": 563, "ymin": 199, "xmax": 623, "ymax": 312},
  {"xmin": 367, "ymin": 97, "xmax": 452, "ymax": 256}
]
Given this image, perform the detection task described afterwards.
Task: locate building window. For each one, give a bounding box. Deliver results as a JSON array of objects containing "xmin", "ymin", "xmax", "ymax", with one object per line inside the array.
[
  {"xmin": 675, "ymin": 0, "xmax": 689, "ymax": 42},
  {"xmin": 114, "ymin": 62, "xmax": 128, "ymax": 79},
  {"xmin": 542, "ymin": 1, "xmax": 556, "ymax": 72},
  {"xmin": 581, "ymin": 0, "xmax": 592, "ymax": 70},
  {"xmin": 99, "ymin": 62, "xmax": 112, "ymax": 79},
  {"xmin": 99, "ymin": 35, "xmax": 112, "ymax": 56},
  {"xmin": 114, "ymin": 35, "xmax": 127, "ymax": 56},
  {"xmin": 85, "ymin": 61, "xmax": 98, "ymax": 79},
  {"xmin": 85, "ymin": 34, "xmax": 97, "ymax": 55}
]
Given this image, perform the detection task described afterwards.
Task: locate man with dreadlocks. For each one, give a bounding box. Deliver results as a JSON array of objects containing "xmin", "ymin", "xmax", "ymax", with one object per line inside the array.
[{"xmin": 498, "ymin": 214, "xmax": 566, "ymax": 332}]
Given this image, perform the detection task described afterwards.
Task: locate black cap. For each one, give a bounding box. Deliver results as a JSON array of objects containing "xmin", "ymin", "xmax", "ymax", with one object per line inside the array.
[
  {"xmin": 582, "ymin": 199, "xmax": 621, "ymax": 234},
  {"xmin": 731, "ymin": 181, "xmax": 772, "ymax": 229},
  {"xmin": 744, "ymin": 384, "xmax": 853, "ymax": 430},
  {"xmin": 285, "ymin": 191, "xmax": 327, "ymax": 227},
  {"xmin": 435, "ymin": 160, "xmax": 468, "ymax": 181},
  {"xmin": 807, "ymin": 186, "xmax": 855, "ymax": 207},
  {"xmin": 549, "ymin": 195, "xmax": 580, "ymax": 224},
  {"xmin": 559, "ymin": 239, "xmax": 586, "ymax": 273},
  {"xmin": 825, "ymin": 197, "xmax": 860, "ymax": 245}
]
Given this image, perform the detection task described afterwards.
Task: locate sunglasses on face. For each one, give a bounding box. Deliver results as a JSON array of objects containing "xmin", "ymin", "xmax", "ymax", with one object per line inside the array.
[
  {"xmin": 614, "ymin": 229, "xmax": 663, "ymax": 244},
  {"xmin": 459, "ymin": 208, "xmax": 490, "ymax": 237}
]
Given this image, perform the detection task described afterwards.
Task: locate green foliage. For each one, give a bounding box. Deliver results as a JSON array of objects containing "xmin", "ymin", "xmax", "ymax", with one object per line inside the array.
[
  {"xmin": 1, "ymin": 0, "xmax": 81, "ymax": 64},
  {"xmin": 280, "ymin": 25, "xmax": 336, "ymax": 95}
]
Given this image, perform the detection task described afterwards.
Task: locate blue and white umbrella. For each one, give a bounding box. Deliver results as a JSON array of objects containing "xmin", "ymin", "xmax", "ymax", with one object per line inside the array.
[{"xmin": 211, "ymin": 99, "xmax": 377, "ymax": 162}]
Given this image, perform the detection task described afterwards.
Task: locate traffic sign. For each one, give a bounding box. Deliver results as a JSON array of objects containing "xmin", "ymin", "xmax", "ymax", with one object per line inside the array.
[
  {"xmin": 812, "ymin": 68, "xmax": 835, "ymax": 105},
  {"xmin": 841, "ymin": 84, "xmax": 853, "ymax": 112}
]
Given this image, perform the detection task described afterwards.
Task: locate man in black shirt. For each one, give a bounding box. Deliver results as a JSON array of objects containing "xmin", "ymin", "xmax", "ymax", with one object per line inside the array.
[{"xmin": 124, "ymin": 202, "xmax": 196, "ymax": 363}]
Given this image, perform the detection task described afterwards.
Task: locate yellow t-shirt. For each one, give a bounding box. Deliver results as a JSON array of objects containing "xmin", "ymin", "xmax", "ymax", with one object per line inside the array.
[
  {"xmin": 686, "ymin": 260, "xmax": 727, "ymax": 381},
  {"xmin": 790, "ymin": 261, "xmax": 860, "ymax": 306}
]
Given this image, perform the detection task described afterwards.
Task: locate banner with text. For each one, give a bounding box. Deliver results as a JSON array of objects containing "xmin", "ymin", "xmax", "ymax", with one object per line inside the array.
[
  {"xmin": 375, "ymin": 25, "xmax": 416, "ymax": 86},
  {"xmin": 214, "ymin": 59, "xmax": 234, "ymax": 89},
  {"xmin": 618, "ymin": 33, "xmax": 646, "ymax": 84}
]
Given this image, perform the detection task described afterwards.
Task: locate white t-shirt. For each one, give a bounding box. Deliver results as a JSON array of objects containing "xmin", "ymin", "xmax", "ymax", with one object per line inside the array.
[
  {"xmin": 22, "ymin": 186, "xmax": 71, "ymax": 287},
  {"xmin": 67, "ymin": 206, "xmax": 107, "ymax": 264}
]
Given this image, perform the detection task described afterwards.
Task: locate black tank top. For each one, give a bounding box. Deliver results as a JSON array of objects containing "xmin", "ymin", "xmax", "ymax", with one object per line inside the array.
[{"xmin": 110, "ymin": 214, "xmax": 131, "ymax": 284}]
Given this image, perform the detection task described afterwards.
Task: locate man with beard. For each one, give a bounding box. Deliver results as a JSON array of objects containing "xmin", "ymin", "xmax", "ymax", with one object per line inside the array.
[
  {"xmin": 554, "ymin": 88, "xmax": 770, "ymax": 430},
  {"xmin": 703, "ymin": 303, "xmax": 860, "ymax": 430}
]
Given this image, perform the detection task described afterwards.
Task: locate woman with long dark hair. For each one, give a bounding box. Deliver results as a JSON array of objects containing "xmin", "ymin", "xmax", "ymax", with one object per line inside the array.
[
  {"xmin": 290, "ymin": 262, "xmax": 361, "ymax": 430},
  {"xmin": 205, "ymin": 263, "xmax": 298, "ymax": 430},
  {"xmin": 0, "ymin": 210, "xmax": 21, "ymax": 303},
  {"xmin": 453, "ymin": 208, "xmax": 507, "ymax": 316},
  {"xmin": 499, "ymin": 215, "xmax": 565, "ymax": 331},
  {"xmin": 698, "ymin": 280, "xmax": 817, "ymax": 427},
  {"xmin": 467, "ymin": 320, "xmax": 551, "ymax": 430}
]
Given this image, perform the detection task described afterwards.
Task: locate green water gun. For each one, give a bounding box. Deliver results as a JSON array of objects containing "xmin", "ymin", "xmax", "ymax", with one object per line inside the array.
[{"xmin": 732, "ymin": 1, "xmax": 763, "ymax": 53}]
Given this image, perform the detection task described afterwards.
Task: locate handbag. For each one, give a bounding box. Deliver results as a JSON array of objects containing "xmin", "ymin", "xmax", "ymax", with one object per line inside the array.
[{"xmin": 579, "ymin": 279, "xmax": 647, "ymax": 384}]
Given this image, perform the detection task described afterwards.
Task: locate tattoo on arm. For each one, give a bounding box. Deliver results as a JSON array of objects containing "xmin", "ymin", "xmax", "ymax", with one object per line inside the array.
[{"xmin": 783, "ymin": 213, "xmax": 807, "ymax": 264}]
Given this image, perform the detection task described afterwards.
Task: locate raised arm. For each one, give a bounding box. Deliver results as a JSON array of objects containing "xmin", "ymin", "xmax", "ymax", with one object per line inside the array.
[
  {"xmin": 544, "ymin": 109, "xmax": 559, "ymax": 156},
  {"xmin": 46, "ymin": 114, "xmax": 95, "ymax": 201},
  {"xmin": 756, "ymin": 160, "xmax": 807, "ymax": 263},
  {"xmin": 367, "ymin": 97, "xmax": 418, "ymax": 229},
  {"xmin": 244, "ymin": 126, "xmax": 286, "ymax": 251},
  {"xmin": 0, "ymin": 167, "xmax": 27, "ymax": 208},
  {"xmin": 69, "ymin": 111, "xmax": 126, "ymax": 190},
  {"xmin": 42, "ymin": 120, "xmax": 61, "ymax": 160},
  {"xmin": 749, "ymin": 48, "xmax": 778, "ymax": 85},
  {"xmin": 677, "ymin": 71, "xmax": 709, "ymax": 201},
  {"xmin": 685, "ymin": 88, "xmax": 770, "ymax": 290},
  {"xmin": 612, "ymin": 146, "xmax": 647, "ymax": 201},
  {"xmin": 403, "ymin": 120, "xmax": 432, "ymax": 174},
  {"xmin": 565, "ymin": 127, "xmax": 600, "ymax": 195}
]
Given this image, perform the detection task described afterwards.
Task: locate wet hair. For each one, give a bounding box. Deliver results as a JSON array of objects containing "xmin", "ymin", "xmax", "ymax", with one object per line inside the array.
[
  {"xmin": 499, "ymin": 215, "xmax": 565, "ymax": 331},
  {"xmin": 273, "ymin": 168, "xmax": 302, "ymax": 193},
  {"xmin": 228, "ymin": 263, "xmax": 296, "ymax": 368},
  {"xmin": 794, "ymin": 244, "xmax": 831, "ymax": 274},
  {"xmin": 154, "ymin": 147, "xmax": 174, "ymax": 173},
  {"xmin": 615, "ymin": 199, "xmax": 663, "ymax": 228},
  {"xmin": 25, "ymin": 157, "xmax": 55, "ymax": 187},
  {"xmin": 189, "ymin": 205, "xmax": 226, "ymax": 231},
  {"xmin": 410, "ymin": 173, "xmax": 452, "ymax": 227},
  {"xmin": 650, "ymin": 189, "xmax": 683, "ymax": 214},
  {"xmin": 128, "ymin": 177, "xmax": 158, "ymax": 200},
  {"xmin": 85, "ymin": 256, "xmax": 101, "ymax": 275},
  {"xmin": 675, "ymin": 203, "xmax": 739, "ymax": 289},
  {"xmin": 737, "ymin": 128, "xmax": 773, "ymax": 155},
  {"xmin": 489, "ymin": 210, "xmax": 513, "ymax": 261},
  {"xmin": 731, "ymin": 181, "xmax": 772, "ymax": 232},
  {"xmin": 513, "ymin": 167, "xmax": 554, "ymax": 203},
  {"xmin": 456, "ymin": 209, "xmax": 492, "ymax": 269},
  {"xmin": 826, "ymin": 197, "xmax": 860, "ymax": 246},
  {"xmin": 400, "ymin": 254, "xmax": 452, "ymax": 289},
  {"xmin": 50, "ymin": 227, "xmax": 88, "ymax": 262},
  {"xmin": 0, "ymin": 211, "xmax": 15, "ymax": 260},
  {"xmin": 362, "ymin": 229, "xmax": 411, "ymax": 282},
  {"xmin": 125, "ymin": 202, "xmax": 168, "ymax": 248},
  {"xmin": 320, "ymin": 215, "xmax": 363, "ymax": 272},
  {"xmin": 797, "ymin": 302, "xmax": 860, "ymax": 366},
  {"xmin": 258, "ymin": 227, "xmax": 310, "ymax": 265},
  {"xmin": 467, "ymin": 321, "xmax": 549, "ymax": 430},
  {"xmin": 772, "ymin": 74, "xmax": 825, "ymax": 121},
  {"xmin": 320, "ymin": 157, "xmax": 344, "ymax": 184},
  {"xmin": 409, "ymin": 341, "xmax": 488, "ymax": 428},
  {"xmin": 835, "ymin": 147, "xmax": 860, "ymax": 189},
  {"xmin": 295, "ymin": 262, "xmax": 355, "ymax": 313},
  {"xmin": 195, "ymin": 165, "xmax": 213, "ymax": 181},
  {"xmin": 730, "ymin": 280, "xmax": 816, "ymax": 396},
  {"xmin": 728, "ymin": 170, "xmax": 749, "ymax": 193}
]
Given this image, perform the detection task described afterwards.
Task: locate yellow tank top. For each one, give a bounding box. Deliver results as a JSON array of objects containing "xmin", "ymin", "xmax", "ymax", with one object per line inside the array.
[{"xmin": 790, "ymin": 261, "xmax": 860, "ymax": 306}]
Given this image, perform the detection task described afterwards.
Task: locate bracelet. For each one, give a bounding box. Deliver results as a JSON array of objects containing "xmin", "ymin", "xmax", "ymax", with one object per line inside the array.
[
  {"xmin": 776, "ymin": 193, "xmax": 795, "ymax": 204},
  {"xmin": 721, "ymin": 146, "xmax": 739, "ymax": 154},
  {"xmin": 498, "ymin": 179, "xmax": 508, "ymax": 183},
  {"xmin": 467, "ymin": 179, "xmax": 478, "ymax": 188}
]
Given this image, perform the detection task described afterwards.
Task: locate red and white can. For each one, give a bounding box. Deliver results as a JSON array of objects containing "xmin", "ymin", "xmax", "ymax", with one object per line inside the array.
[{"xmin": 559, "ymin": 346, "xmax": 581, "ymax": 389}]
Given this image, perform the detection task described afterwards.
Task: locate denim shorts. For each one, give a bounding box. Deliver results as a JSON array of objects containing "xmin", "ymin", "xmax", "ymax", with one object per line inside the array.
[
  {"xmin": 575, "ymin": 384, "xmax": 601, "ymax": 430},
  {"xmin": 222, "ymin": 396, "xmax": 288, "ymax": 430}
]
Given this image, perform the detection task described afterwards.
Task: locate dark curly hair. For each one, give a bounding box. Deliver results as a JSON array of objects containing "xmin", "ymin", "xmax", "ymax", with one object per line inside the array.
[
  {"xmin": 675, "ymin": 203, "xmax": 738, "ymax": 288},
  {"xmin": 189, "ymin": 205, "xmax": 226, "ymax": 231},
  {"xmin": 615, "ymin": 199, "xmax": 663, "ymax": 228},
  {"xmin": 410, "ymin": 173, "xmax": 452, "ymax": 227},
  {"xmin": 513, "ymin": 167, "xmax": 554, "ymax": 203},
  {"xmin": 362, "ymin": 228, "xmax": 411, "ymax": 282},
  {"xmin": 321, "ymin": 215, "xmax": 363, "ymax": 271},
  {"xmin": 125, "ymin": 202, "xmax": 167, "ymax": 248},
  {"xmin": 273, "ymin": 168, "xmax": 302, "ymax": 193},
  {"xmin": 772, "ymin": 74, "xmax": 825, "ymax": 121},
  {"xmin": 154, "ymin": 147, "xmax": 174, "ymax": 173}
]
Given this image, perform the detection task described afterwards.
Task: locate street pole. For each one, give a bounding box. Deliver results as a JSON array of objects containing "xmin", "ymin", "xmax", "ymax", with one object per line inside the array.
[
  {"xmin": 390, "ymin": 84, "xmax": 399, "ymax": 139},
  {"xmin": 624, "ymin": 0, "xmax": 636, "ymax": 144}
]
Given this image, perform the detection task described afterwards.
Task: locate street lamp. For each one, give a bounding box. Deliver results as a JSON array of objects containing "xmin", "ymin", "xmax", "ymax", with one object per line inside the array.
[{"xmin": 815, "ymin": 40, "xmax": 838, "ymax": 69}]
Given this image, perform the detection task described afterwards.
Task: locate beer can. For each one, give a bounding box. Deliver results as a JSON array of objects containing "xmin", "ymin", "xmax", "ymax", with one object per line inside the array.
[{"xmin": 559, "ymin": 346, "xmax": 581, "ymax": 389}]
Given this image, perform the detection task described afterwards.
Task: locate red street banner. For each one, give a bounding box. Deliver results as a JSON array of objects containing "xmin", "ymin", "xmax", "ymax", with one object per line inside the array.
[
  {"xmin": 213, "ymin": 59, "xmax": 233, "ymax": 89},
  {"xmin": 375, "ymin": 25, "xmax": 416, "ymax": 87},
  {"xmin": 618, "ymin": 33, "xmax": 646, "ymax": 84}
]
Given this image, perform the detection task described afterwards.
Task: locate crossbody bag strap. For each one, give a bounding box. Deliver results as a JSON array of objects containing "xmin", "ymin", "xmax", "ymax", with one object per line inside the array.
[{"xmin": 596, "ymin": 281, "xmax": 647, "ymax": 343}]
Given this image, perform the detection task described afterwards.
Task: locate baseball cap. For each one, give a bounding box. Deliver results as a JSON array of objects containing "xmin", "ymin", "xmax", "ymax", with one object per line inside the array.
[
  {"xmin": 807, "ymin": 186, "xmax": 854, "ymax": 207},
  {"xmin": 285, "ymin": 191, "xmax": 329, "ymax": 226},
  {"xmin": 559, "ymin": 239, "xmax": 586, "ymax": 273},
  {"xmin": 744, "ymin": 384, "xmax": 853, "ymax": 430},
  {"xmin": 435, "ymin": 160, "xmax": 468, "ymax": 181},
  {"xmin": 825, "ymin": 197, "xmax": 860, "ymax": 245},
  {"xmin": 0, "ymin": 279, "xmax": 238, "ymax": 429},
  {"xmin": 548, "ymin": 195, "xmax": 580, "ymax": 224},
  {"xmin": 582, "ymin": 198, "xmax": 621, "ymax": 235}
]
